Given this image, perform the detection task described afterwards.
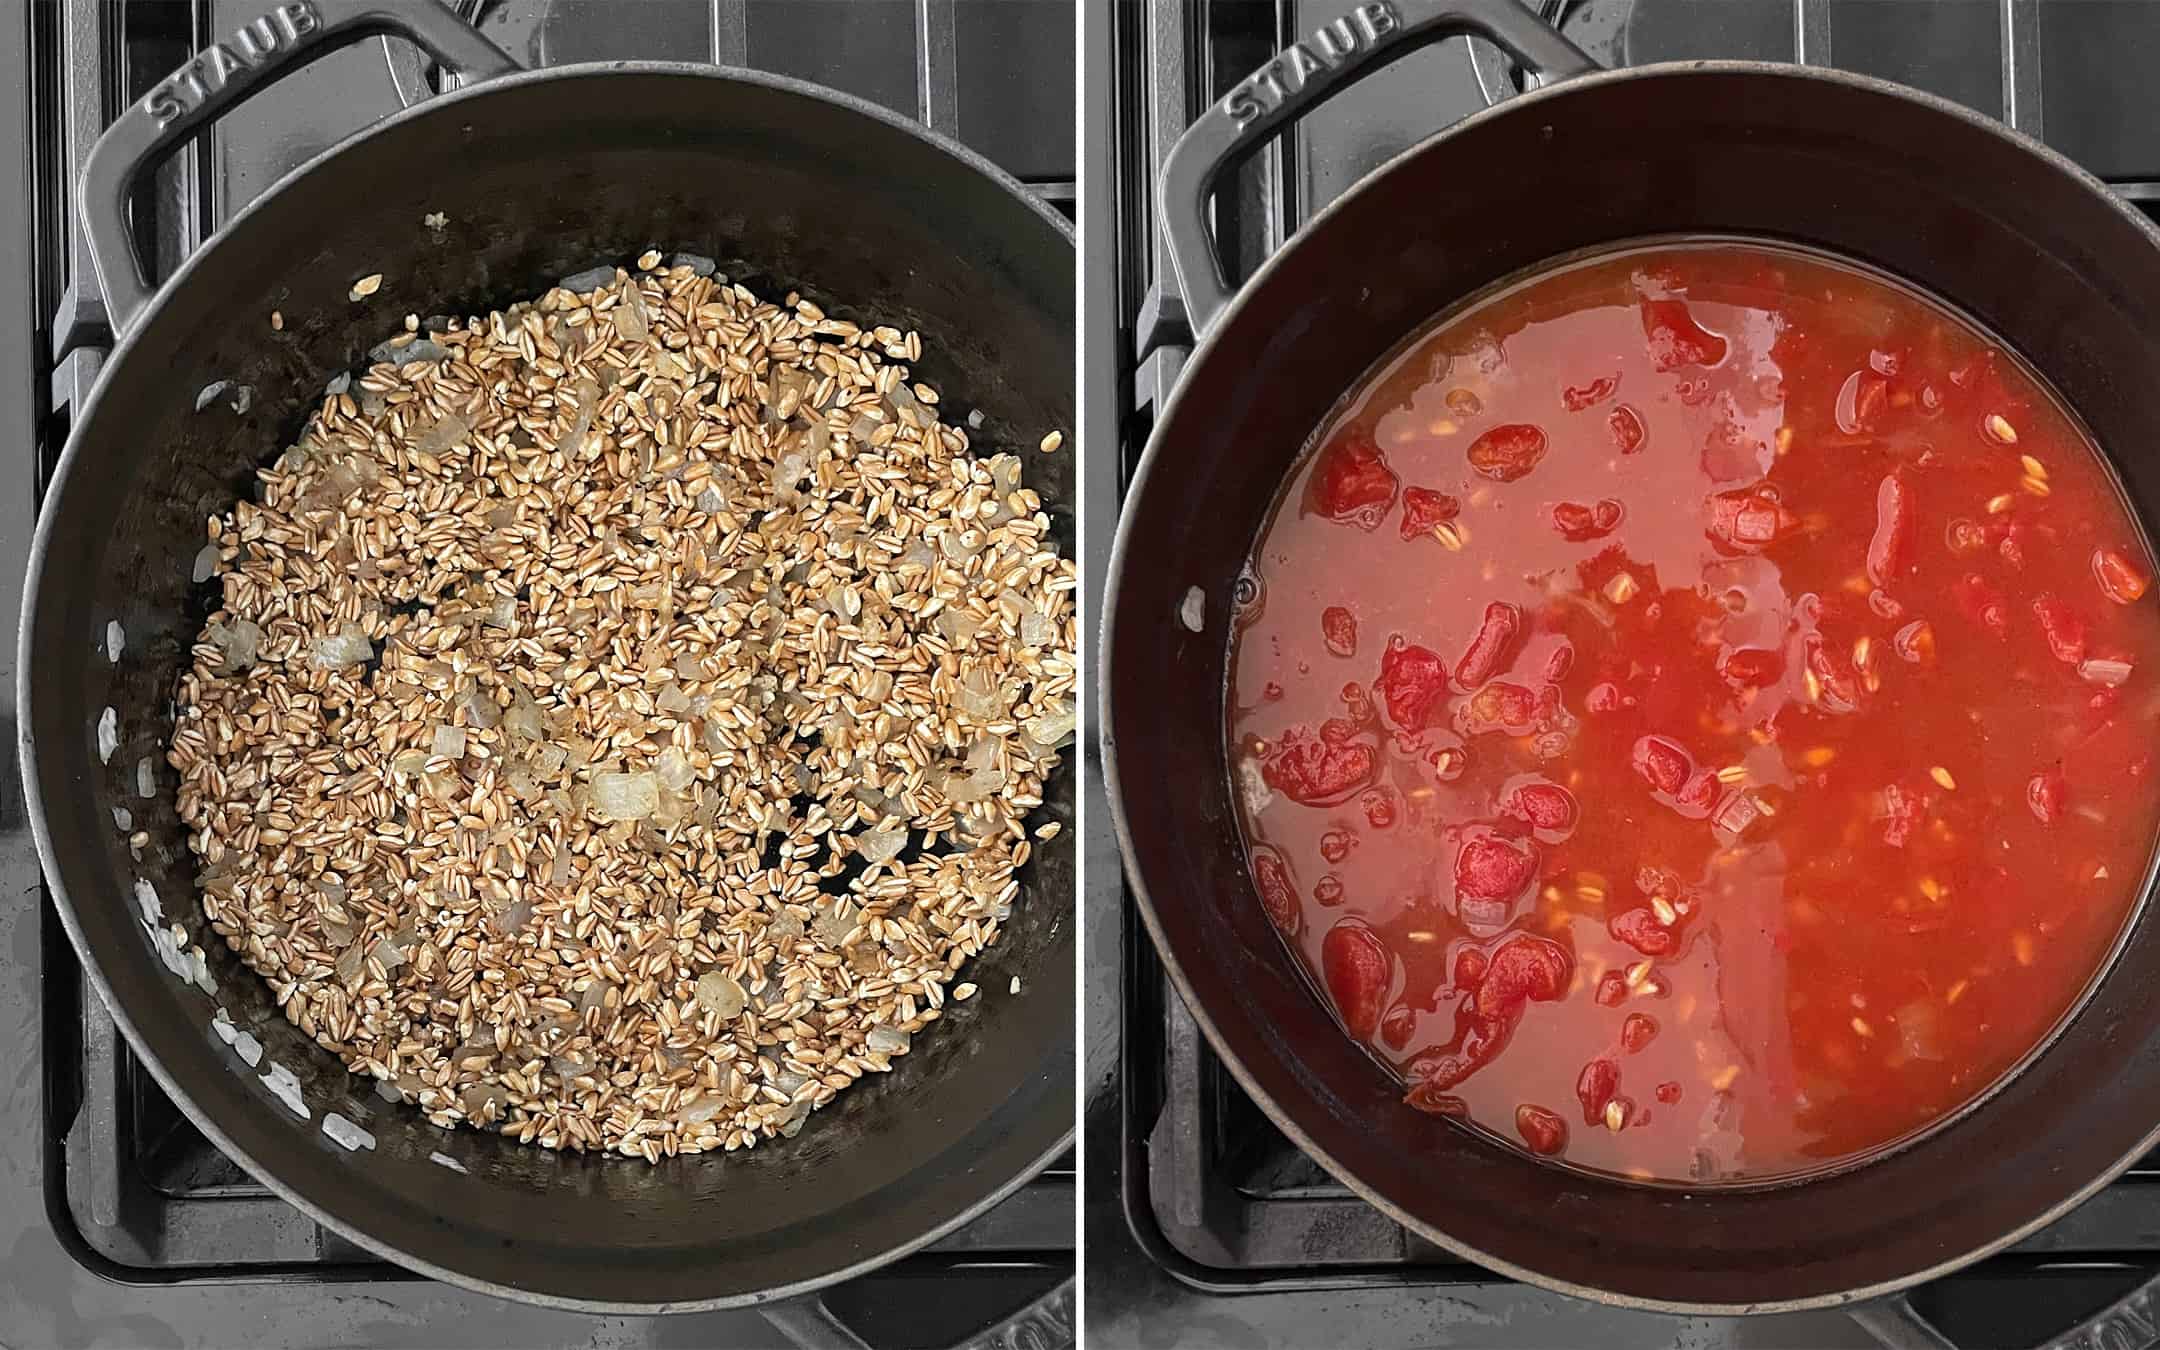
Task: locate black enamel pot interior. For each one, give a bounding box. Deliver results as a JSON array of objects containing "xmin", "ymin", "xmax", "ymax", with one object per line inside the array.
[
  {"xmin": 1103, "ymin": 5, "xmax": 2160, "ymax": 1317},
  {"xmin": 23, "ymin": 10, "xmax": 1073, "ymax": 1317}
]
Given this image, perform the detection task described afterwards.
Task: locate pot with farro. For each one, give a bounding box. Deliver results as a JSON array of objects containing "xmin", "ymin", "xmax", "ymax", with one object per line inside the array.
[{"xmin": 23, "ymin": 0, "xmax": 1074, "ymax": 1321}]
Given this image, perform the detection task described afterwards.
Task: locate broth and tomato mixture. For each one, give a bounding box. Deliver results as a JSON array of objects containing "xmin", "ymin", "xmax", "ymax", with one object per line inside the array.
[{"xmin": 1228, "ymin": 241, "xmax": 2160, "ymax": 1184}]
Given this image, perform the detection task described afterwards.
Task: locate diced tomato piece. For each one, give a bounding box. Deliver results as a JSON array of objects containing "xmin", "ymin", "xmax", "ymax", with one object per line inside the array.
[
  {"xmin": 1562, "ymin": 375, "xmax": 1619, "ymax": 412},
  {"xmin": 1586, "ymin": 681, "xmax": 1626, "ymax": 714},
  {"xmin": 1641, "ymin": 298, "xmax": 1728, "ymax": 370},
  {"xmin": 1400, "ymin": 486, "xmax": 1462, "ymax": 541},
  {"xmin": 1321, "ymin": 920, "xmax": 1391, "ymax": 1040},
  {"xmin": 1594, "ymin": 971, "xmax": 1627, "ymax": 1007},
  {"xmin": 1674, "ymin": 768, "xmax": 1721, "ymax": 818},
  {"xmin": 1620, "ymin": 1013, "xmax": 1658, "ymax": 1053},
  {"xmin": 1261, "ymin": 727, "xmax": 1377, "ymax": 806},
  {"xmin": 1803, "ymin": 636, "xmax": 1862, "ymax": 714},
  {"xmin": 1707, "ymin": 488, "xmax": 1797, "ymax": 553},
  {"xmin": 1954, "ymin": 572, "xmax": 2009, "ymax": 638},
  {"xmin": 1466, "ymin": 423, "xmax": 1549, "ymax": 482},
  {"xmin": 1249, "ymin": 845, "xmax": 1300, "ymax": 936},
  {"xmin": 1609, "ymin": 906, "xmax": 1677, "ymax": 956},
  {"xmin": 2032, "ymin": 595, "xmax": 2089, "ymax": 665},
  {"xmin": 1835, "ymin": 370, "xmax": 1889, "ymax": 434},
  {"xmin": 1308, "ymin": 426, "xmax": 1399, "ymax": 529},
  {"xmin": 1452, "ymin": 944, "xmax": 1490, "ymax": 992},
  {"xmin": 1455, "ymin": 601, "xmax": 1523, "ymax": 688},
  {"xmin": 1380, "ymin": 1004, "xmax": 1418, "ymax": 1051},
  {"xmin": 1376, "ymin": 641, "xmax": 1450, "ymax": 731},
  {"xmin": 1631, "ymin": 735, "xmax": 1692, "ymax": 794},
  {"xmin": 1880, "ymin": 780, "xmax": 1927, "ymax": 848},
  {"xmin": 1406, "ymin": 1047, "xmax": 1479, "ymax": 1094},
  {"xmin": 1543, "ymin": 642, "xmax": 1575, "ymax": 683},
  {"xmin": 1552, "ymin": 498, "xmax": 1624, "ymax": 542},
  {"xmin": 1320, "ymin": 606, "xmax": 1358, "ymax": 658},
  {"xmin": 1504, "ymin": 781, "xmax": 1578, "ymax": 835},
  {"xmin": 1656, "ymin": 1081, "xmax": 1683, "ymax": 1105},
  {"xmin": 1319, "ymin": 718, "xmax": 1359, "ymax": 745},
  {"xmin": 1319, "ymin": 829, "xmax": 1353, "ymax": 864},
  {"xmin": 1313, "ymin": 876, "xmax": 1345, "ymax": 906},
  {"xmin": 1608, "ymin": 403, "xmax": 1647, "ymax": 454},
  {"xmin": 1866, "ymin": 472, "xmax": 1912, "ymax": 586},
  {"xmin": 1894, "ymin": 619, "xmax": 1935, "ymax": 664},
  {"xmin": 1576, "ymin": 1057, "xmax": 1620, "ymax": 1125},
  {"xmin": 1719, "ymin": 646, "xmax": 1784, "ymax": 687},
  {"xmin": 1475, "ymin": 932, "xmax": 1571, "ymax": 1022},
  {"xmin": 1362, "ymin": 788, "xmax": 1398, "ymax": 829},
  {"xmin": 1515, "ymin": 1104, "xmax": 1568, "ymax": 1155},
  {"xmin": 1455, "ymin": 832, "xmax": 1540, "ymax": 903},
  {"xmin": 2095, "ymin": 547, "xmax": 2151, "ymax": 605},
  {"xmin": 2027, "ymin": 765, "xmax": 2067, "ymax": 824},
  {"xmin": 1463, "ymin": 681, "xmax": 1540, "ymax": 734}
]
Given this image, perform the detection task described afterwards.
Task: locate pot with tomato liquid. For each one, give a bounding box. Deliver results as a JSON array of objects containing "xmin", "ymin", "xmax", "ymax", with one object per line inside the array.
[{"xmin": 1226, "ymin": 240, "xmax": 2160, "ymax": 1186}]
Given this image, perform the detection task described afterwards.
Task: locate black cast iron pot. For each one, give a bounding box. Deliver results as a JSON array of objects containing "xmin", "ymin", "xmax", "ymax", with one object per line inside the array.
[
  {"xmin": 1102, "ymin": 0, "xmax": 2160, "ymax": 1331},
  {"xmin": 21, "ymin": 1, "xmax": 1074, "ymax": 1332}
]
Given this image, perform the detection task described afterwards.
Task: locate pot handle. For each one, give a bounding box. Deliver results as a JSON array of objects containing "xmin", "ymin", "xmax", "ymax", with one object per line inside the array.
[
  {"xmin": 1157, "ymin": 0, "xmax": 1599, "ymax": 336},
  {"xmin": 79, "ymin": 0, "xmax": 521, "ymax": 336}
]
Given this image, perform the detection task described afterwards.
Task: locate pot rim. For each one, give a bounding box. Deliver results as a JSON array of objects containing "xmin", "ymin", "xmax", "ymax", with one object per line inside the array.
[
  {"xmin": 1101, "ymin": 56, "xmax": 2160, "ymax": 1315},
  {"xmin": 25, "ymin": 58, "xmax": 1072, "ymax": 1315}
]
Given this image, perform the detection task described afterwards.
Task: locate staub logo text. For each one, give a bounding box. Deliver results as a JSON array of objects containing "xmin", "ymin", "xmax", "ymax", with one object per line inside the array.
[
  {"xmin": 143, "ymin": 1, "xmax": 322, "ymax": 128},
  {"xmin": 1222, "ymin": 1, "xmax": 1401, "ymax": 127}
]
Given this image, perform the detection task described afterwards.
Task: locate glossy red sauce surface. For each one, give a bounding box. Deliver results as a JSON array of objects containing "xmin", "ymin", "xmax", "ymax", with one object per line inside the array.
[{"xmin": 1227, "ymin": 241, "xmax": 2160, "ymax": 1184}]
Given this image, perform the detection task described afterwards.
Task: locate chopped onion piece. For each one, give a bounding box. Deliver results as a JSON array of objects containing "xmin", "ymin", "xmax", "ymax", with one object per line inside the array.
[
  {"xmin": 481, "ymin": 596, "xmax": 516, "ymax": 631},
  {"xmin": 655, "ymin": 746, "xmax": 695, "ymax": 792},
  {"xmin": 504, "ymin": 688, "xmax": 544, "ymax": 741},
  {"xmin": 431, "ymin": 724, "xmax": 466, "ymax": 759},
  {"xmin": 694, "ymin": 970, "xmax": 745, "ymax": 1019},
  {"xmin": 857, "ymin": 826, "xmax": 908, "ymax": 865},
  {"xmin": 310, "ymin": 629, "xmax": 374, "ymax": 669},
  {"xmin": 1024, "ymin": 702, "xmax": 1076, "ymax": 749},
  {"xmin": 592, "ymin": 771, "xmax": 660, "ymax": 821},
  {"xmin": 613, "ymin": 284, "xmax": 650, "ymax": 342},
  {"xmin": 865, "ymin": 1025, "xmax": 911, "ymax": 1055},
  {"xmin": 390, "ymin": 749, "xmax": 429, "ymax": 776},
  {"xmin": 192, "ymin": 542, "xmax": 220, "ymax": 583},
  {"xmin": 466, "ymin": 685, "xmax": 501, "ymax": 730},
  {"xmin": 2080, "ymin": 657, "xmax": 2134, "ymax": 687}
]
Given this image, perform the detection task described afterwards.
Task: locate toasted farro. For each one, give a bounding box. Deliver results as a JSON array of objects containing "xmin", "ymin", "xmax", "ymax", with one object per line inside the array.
[{"xmin": 173, "ymin": 263, "xmax": 1074, "ymax": 1159}]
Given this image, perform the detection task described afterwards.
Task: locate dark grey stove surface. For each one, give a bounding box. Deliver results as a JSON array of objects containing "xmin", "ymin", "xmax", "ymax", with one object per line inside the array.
[
  {"xmin": 10, "ymin": 2, "xmax": 1073, "ymax": 1347},
  {"xmin": 1083, "ymin": 1, "xmax": 2160, "ymax": 1346}
]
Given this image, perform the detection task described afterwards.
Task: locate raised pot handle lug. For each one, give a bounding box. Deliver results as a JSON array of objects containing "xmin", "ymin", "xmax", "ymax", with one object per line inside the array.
[
  {"xmin": 1157, "ymin": 0, "xmax": 1598, "ymax": 336},
  {"xmin": 80, "ymin": 0, "xmax": 521, "ymax": 335}
]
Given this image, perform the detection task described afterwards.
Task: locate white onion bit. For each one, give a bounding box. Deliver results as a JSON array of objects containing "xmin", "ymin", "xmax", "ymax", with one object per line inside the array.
[
  {"xmin": 592, "ymin": 771, "xmax": 660, "ymax": 821},
  {"xmin": 2080, "ymin": 657, "xmax": 2134, "ymax": 687},
  {"xmin": 96, "ymin": 707, "xmax": 118, "ymax": 764}
]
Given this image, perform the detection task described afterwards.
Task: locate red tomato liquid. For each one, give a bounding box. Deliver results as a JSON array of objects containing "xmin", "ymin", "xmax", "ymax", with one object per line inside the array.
[{"xmin": 1227, "ymin": 240, "xmax": 2160, "ymax": 1184}]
